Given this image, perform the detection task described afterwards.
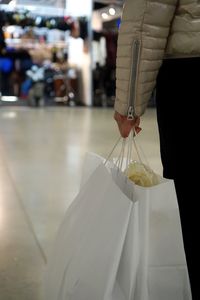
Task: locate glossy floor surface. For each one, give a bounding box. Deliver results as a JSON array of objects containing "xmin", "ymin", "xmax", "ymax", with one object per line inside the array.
[{"xmin": 0, "ymin": 106, "xmax": 162, "ymax": 300}]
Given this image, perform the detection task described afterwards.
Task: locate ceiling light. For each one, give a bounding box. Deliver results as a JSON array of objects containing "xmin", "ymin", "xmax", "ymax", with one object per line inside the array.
[
  {"xmin": 101, "ymin": 12, "xmax": 109, "ymax": 20},
  {"xmin": 109, "ymin": 7, "xmax": 116, "ymax": 16},
  {"xmin": 8, "ymin": 0, "xmax": 16, "ymax": 8}
]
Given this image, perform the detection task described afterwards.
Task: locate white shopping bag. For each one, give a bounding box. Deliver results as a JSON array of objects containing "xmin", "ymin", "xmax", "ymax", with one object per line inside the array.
[
  {"xmin": 45, "ymin": 161, "xmax": 133, "ymax": 300},
  {"xmin": 45, "ymin": 152, "xmax": 192, "ymax": 300}
]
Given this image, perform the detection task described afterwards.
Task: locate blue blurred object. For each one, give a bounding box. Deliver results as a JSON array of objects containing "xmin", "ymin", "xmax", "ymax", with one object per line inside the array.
[
  {"xmin": 0, "ymin": 57, "xmax": 13, "ymax": 73},
  {"xmin": 21, "ymin": 78, "xmax": 32, "ymax": 96},
  {"xmin": 117, "ymin": 18, "xmax": 121, "ymax": 29}
]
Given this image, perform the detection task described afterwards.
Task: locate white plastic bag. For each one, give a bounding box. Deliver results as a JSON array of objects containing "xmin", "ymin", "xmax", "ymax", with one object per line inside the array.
[{"xmin": 45, "ymin": 152, "xmax": 191, "ymax": 300}]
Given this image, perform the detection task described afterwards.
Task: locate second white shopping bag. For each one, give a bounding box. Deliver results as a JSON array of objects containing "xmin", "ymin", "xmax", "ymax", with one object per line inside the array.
[
  {"xmin": 45, "ymin": 142, "xmax": 191, "ymax": 300},
  {"xmin": 80, "ymin": 151, "xmax": 192, "ymax": 300}
]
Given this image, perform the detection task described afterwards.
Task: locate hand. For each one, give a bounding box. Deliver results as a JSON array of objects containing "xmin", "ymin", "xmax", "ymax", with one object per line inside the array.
[{"xmin": 114, "ymin": 111, "xmax": 141, "ymax": 138}]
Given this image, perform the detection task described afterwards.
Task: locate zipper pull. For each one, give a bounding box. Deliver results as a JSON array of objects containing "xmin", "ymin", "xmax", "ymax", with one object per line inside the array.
[{"xmin": 127, "ymin": 106, "xmax": 134, "ymax": 120}]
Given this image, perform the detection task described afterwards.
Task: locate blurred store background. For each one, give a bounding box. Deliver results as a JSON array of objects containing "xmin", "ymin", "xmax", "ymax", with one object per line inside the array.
[{"xmin": 0, "ymin": 0, "xmax": 133, "ymax": 109}]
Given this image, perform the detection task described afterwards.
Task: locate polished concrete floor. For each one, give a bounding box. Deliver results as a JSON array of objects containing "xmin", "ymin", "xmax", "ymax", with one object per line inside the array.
[{"xmin": 0, "ymin": 106, "xmax": 162, "ymax": 300}]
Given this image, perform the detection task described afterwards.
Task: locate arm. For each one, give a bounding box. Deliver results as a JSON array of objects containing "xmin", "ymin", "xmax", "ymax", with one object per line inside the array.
[{"xmin": 114, "ymin": 0, "xmax": 178, "ymax": 137}]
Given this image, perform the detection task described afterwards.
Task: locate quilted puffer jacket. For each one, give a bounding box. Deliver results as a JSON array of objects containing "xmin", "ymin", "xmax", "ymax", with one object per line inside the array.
[{"xmin": 115, "ymin": 0, "xmax": 200, "ymax": 118}]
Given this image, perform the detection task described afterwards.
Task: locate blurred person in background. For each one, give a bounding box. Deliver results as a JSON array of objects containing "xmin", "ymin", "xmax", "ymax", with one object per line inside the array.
[
  {"xmin": 0, "ymin": 27, "xmax": 6, "ymax": 54},
  {"xmin": 114, "ymin": 1, "xmax": 200, "ymax": 299},
  {"xmin": 0, "ymin": 12, "xmax": 6, "ymax": 54}
]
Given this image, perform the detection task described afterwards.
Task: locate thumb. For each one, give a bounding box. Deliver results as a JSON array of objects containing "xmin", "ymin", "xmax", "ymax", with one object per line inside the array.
[
  {"xmin": 134, "ymin": 116, "xmax": 140, "ymax": 127},
  {"xmin": 135, "ymin": 126, "xmax": 142, "ymax": 134}
]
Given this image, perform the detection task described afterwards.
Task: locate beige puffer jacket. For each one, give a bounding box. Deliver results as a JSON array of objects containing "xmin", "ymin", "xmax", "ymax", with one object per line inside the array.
[{"xmin": 115, "ymin": 0, "xmax": 200, "ymax": 118}]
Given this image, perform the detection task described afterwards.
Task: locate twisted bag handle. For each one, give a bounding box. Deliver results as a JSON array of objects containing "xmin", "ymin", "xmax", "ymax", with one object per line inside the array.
[{"xmin": 105, "ymin": 131, "xmax": 150, "ymax": 172}]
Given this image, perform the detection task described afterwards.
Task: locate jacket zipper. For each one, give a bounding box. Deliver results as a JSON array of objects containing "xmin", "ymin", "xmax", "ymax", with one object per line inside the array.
[{"xmin": 127, "ymin": 39, "xmax": 140, "ymax": 120}]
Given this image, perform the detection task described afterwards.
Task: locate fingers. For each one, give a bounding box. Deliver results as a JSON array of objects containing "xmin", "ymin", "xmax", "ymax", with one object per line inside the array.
[
  {"xmin": 118, "ymin": 119, "xmax": 141, "ymax": 138},
  {"xmin": 114, "ymin": 112, "xmax": 142, "ymax": 138},
  {"xmin": 135, "ymin": 126, "xmax": 142, "ymax": 134},
  {"xmin": 120, "ymin": 122, "xmax": 133, "ymax": 138},
  {"xmin": 134, "ymin": 116, "xmax": 140, "ymax": 127}
]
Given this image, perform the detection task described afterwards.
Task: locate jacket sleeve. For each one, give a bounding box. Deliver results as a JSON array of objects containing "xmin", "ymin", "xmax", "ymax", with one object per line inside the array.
[{"xmin": 114, "ymin": 0, "xmax": 178, "ymax": 118}]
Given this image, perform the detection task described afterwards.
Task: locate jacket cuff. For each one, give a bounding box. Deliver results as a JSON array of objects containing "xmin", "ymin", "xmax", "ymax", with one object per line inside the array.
[{"xmin": 114, "ymin": 99, "xmax": 128, "ymax": 116}]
